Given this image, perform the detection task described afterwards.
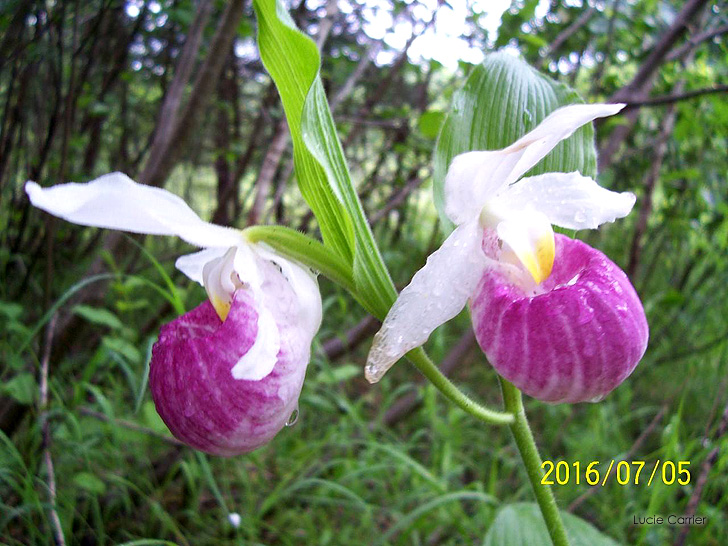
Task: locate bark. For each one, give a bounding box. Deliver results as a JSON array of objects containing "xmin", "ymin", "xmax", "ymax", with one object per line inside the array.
[
  {"xmin": 329, "ymin": 41, "xmax": 382, "ymax": 112},
  {"xmin": 247, "ymin": 118, "xmax": 289, "ymax": 226},
  {"xmin": 141, "ymin": 0, "xmax": 248, "ymax": 189},
  {"xmin": 138, "ymin": 0, "xmax": 214, "ymax": 186},
  {"xmin": 623, "ymin": 84, "xmax": 728, "ymax": 109},
  {"xmin": 666, "ymin": 23, "xmax": 728, "ymax": 62},
  {"xmin": 320, "ymin": 315, "xmax": 381, "ymax": 361},
  {"xmin": 674, "ymin": 402, "xmax": 728, "ymax": 546},
  {"xmin": 343, "ymin": 19, "xmax": 431, "ymax": 148},
  {"xmin": 82, "ymin": 3, "xmax": 149, "ymax": 173},
  {"xmin": 369, "ymin": 173, "xmax": 424, "ymax": 225},
  {"xmin": 213, "ymin": 51, "xmax": 238, "ymax": 226}
]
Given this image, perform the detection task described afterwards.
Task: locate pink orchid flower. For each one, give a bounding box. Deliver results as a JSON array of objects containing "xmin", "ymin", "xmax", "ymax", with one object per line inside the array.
[
  {"xmin": 366, "ymin": 103, "xmax": 648, "ymax": 403},
  {"xmin": 27, "ymin": 174, "xmax": 322, "ymax": 454}
]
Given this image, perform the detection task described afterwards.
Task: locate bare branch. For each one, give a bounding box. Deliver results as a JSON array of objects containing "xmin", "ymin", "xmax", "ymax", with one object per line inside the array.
[
  {"xmin": 381, "ymin": 330, "xmax": 477, "ymax": 427},
  {"xmin": 623, "ymin": 84, "xmax": 728, "ymax": 109},
  {"xmin": 39, "ymin": 315, "xmax": 65, "ymax": 546},
  {"xmin": 666, "ymin": 23, "xmax": 728, "ymax": 62},
  {"xmin": 320, "ymin": 315, "xmax": 380, "ymax": 361},
  {"xmin": 544, "ymin": 7, "xmax": 597, "ymax": 61}
]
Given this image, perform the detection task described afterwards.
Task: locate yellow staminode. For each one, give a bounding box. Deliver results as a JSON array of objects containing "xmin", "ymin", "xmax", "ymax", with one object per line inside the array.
[
  {"xmin": 526, "ymin": 232, "xmax": 555, "ymax": 284},
  {"xmin": 490, "ymin": 208, "xmax": 556, "ymax": 285},
  {"xmin": 210, "ymin": 297, "xmax": 232, "ymax": 322}
]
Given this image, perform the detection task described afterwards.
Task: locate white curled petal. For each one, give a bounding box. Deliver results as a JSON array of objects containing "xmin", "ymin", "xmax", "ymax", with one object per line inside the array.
[
  {"xmin": 176, "ymin": 248, "xmax": 230, "ymax": 285},
  {"xmin": 202, "ymin": 248, "xmax": 243, "ymax": 320},
  {"xmin": 365, "ymin": 220, "xmax": 488, "ymax": 383},
  {"xmin": 444, "ymin": 150, "xmax": 525, "ymax": 224},
  {"xmin": 25, "ymin": 173, "xmax": 243, "ymax": 248},
  {"xmin": 255, "ymin": 245, "xmax": 323, "ymax": 339},
  {"xmin": 231, "ymin": 305, "xmax": 281, "ymax": 381},
  {"xmin": 496, "ymin": 211, "xmax": 555, "ymax": 285},
  {"xmin": 232, "ymin": 243, "xmax": 264, "ymax": 291},
  {"xmin": 504, "ymin": 103, "xmax": 625, "ymax": 186},
  {"xmin": 498, "ymin": 172, "xmax": 636, "ymax": 230}
]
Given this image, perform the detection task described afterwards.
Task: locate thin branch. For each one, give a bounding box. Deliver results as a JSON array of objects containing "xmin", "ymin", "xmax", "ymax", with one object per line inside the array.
[
  {"xmin": 39, "ymin": 315, "xmax": 65, "ymax": 546},
  {"xmin": 624, "ymin": 84, "xmax": 728, "ymax": 109},
  {"xmin": 666, "ymin": 23, "xmax": 728, "ymax": 62},
  {"xmin": 320, "ymin": 315, "xmax": 380, "ymax": 361},
  {"xmin": 543, "ymin": 7, "xmax": 597, "ymax": 61},
  {"xmin": 370, "ymin": 176, "xmax": 425, "ymax": 225}
]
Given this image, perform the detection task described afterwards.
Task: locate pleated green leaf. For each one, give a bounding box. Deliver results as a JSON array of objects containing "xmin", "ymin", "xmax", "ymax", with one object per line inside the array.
[
  {"xmin": 483, "ymin": 503, "xmax": 620, "ymax": 546},
  {"xmin": 433, "ymin": 52, "xmax": 597, "ymax": 231},
  {"xmin": 253, "ymin": 0, "xmax": 396, "ymax": 318}
]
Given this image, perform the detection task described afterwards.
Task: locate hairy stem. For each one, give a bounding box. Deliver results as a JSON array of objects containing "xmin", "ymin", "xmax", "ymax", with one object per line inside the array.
[
  {"xmin": 500, "ymin": 379, "xmax": 569, "ymax": 546},
  {"xmin": 407, "ymin": 348, "xmax": 514, "ymax": 426}
]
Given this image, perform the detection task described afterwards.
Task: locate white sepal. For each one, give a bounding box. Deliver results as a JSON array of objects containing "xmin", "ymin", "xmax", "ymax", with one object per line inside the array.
[
  {"xmin": 365, "ymin": 219, "xmax": 489, "ymax": 383},
  {"xmin": 25, "ymin": 173, "xmax": 243, "ymax": 249},
  {"xmin": 443, "ymin": 103, "xmax": 625, "ymax": 225},
  {"xmin": 444, "ymin": 150, "xmax": 526, "ymax": 224},
  {"xmin": 496, "ymin": 172, "xmax": 636, "ymax": 230},
  {"xmin": 502, "ymin": 103, "xmax": 625, "ymax": 186}
]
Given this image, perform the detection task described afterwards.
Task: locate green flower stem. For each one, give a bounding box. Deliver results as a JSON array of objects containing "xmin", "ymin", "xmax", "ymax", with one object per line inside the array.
[
  {"xmin": 500, "ymin": 378, "xmax": 570, "ymax": 546},
  {"xmin": 407, "ymin": 347, "xmax": 514, "ymax": 426},
  {"xmin": 243, "ymin": 225, "xmax": 356, "ymax": 294}
]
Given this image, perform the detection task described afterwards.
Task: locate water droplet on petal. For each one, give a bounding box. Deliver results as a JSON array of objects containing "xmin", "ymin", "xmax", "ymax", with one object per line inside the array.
[{"xmin": 285, "ymin": 406, "xmax": 299, "ymax": 427}]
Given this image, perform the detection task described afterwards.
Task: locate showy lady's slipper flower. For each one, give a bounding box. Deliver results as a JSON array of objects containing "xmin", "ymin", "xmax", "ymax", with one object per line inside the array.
[
  {"xmin": 26, "ymin": 173, "xmax": 322, "ymax": 455},
  {"xmin": 366, "ymin": 103, "xmax": 649, "ymax": 404}
]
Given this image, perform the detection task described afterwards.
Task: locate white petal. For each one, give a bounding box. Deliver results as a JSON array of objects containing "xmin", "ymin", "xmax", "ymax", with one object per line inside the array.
[
  {"xmin": 443, "ymin": 103, "xmax": 624, "ymax": 225},
  {"xmin": 231, "ymin": 304, "xmax": 281, "ymax": 381},
  {"xmin": 503, "ymin": 103, "xmax": 625, "ymax": 186},
  {"xmin": 255, "ymin": 245, "xmax": 323, "ymax": 340},
  {"xmin": 202, "ymin": 248, "xmax": 244, "ymax": 320},
  {"xmin": 365, "ymin": 220, "xmax": 489, "ymax": 383},
  {"xmin": 444, "ymin": 150, "xmax": 525, "ymax": 224},
  {"xmin": 497, "ymin": 172, "xmax": 636, "ymax": 230},
  {"xmin": 176, "ymin": 248, "xmax": 229, "ymax": 285},
  {"xmin": 25, "ymin": 173, "xmax": 243, "ymax": 248}
]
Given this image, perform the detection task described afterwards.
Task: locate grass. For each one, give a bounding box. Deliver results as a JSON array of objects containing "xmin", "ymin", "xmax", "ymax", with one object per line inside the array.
[{"xmin": 2, "ymin": 225, "xmax": 727, "ymax": 545}]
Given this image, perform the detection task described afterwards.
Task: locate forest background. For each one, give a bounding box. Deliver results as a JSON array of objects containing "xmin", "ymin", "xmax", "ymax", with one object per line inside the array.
[{"xmin": 1, "ymin": 0, "xmax": 727, "ymax": 544}]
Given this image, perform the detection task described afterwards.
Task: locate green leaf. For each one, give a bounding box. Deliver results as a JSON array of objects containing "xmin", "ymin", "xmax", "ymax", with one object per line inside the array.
[
  {"xmin": 433, "ymin": 52, "xmax": 597, "ymax": 232},
  {"xmin": 483, "ymin": 503, "xmax": 620, "ymax": 546},
  {"xmin": 73, "ymin": 472, "xmax": 107, "ymax": 495},
  {"xmin": 74, "ymin": 305, "xmax": 123, "ymax": 330},
  {"xmin": 418, "ymin": 110, "xmax": 446, "ymax": 139},
  {"xmin": 254, "ymin": 0, "xmax": 354, "ymax": 263},
  {"xmin": 253, "ymin": 0, "xmax": 396, "ymax": 319},
  {"xmin": 1, "ymin": 373, "xmax": 36, "ymax": 405}
]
